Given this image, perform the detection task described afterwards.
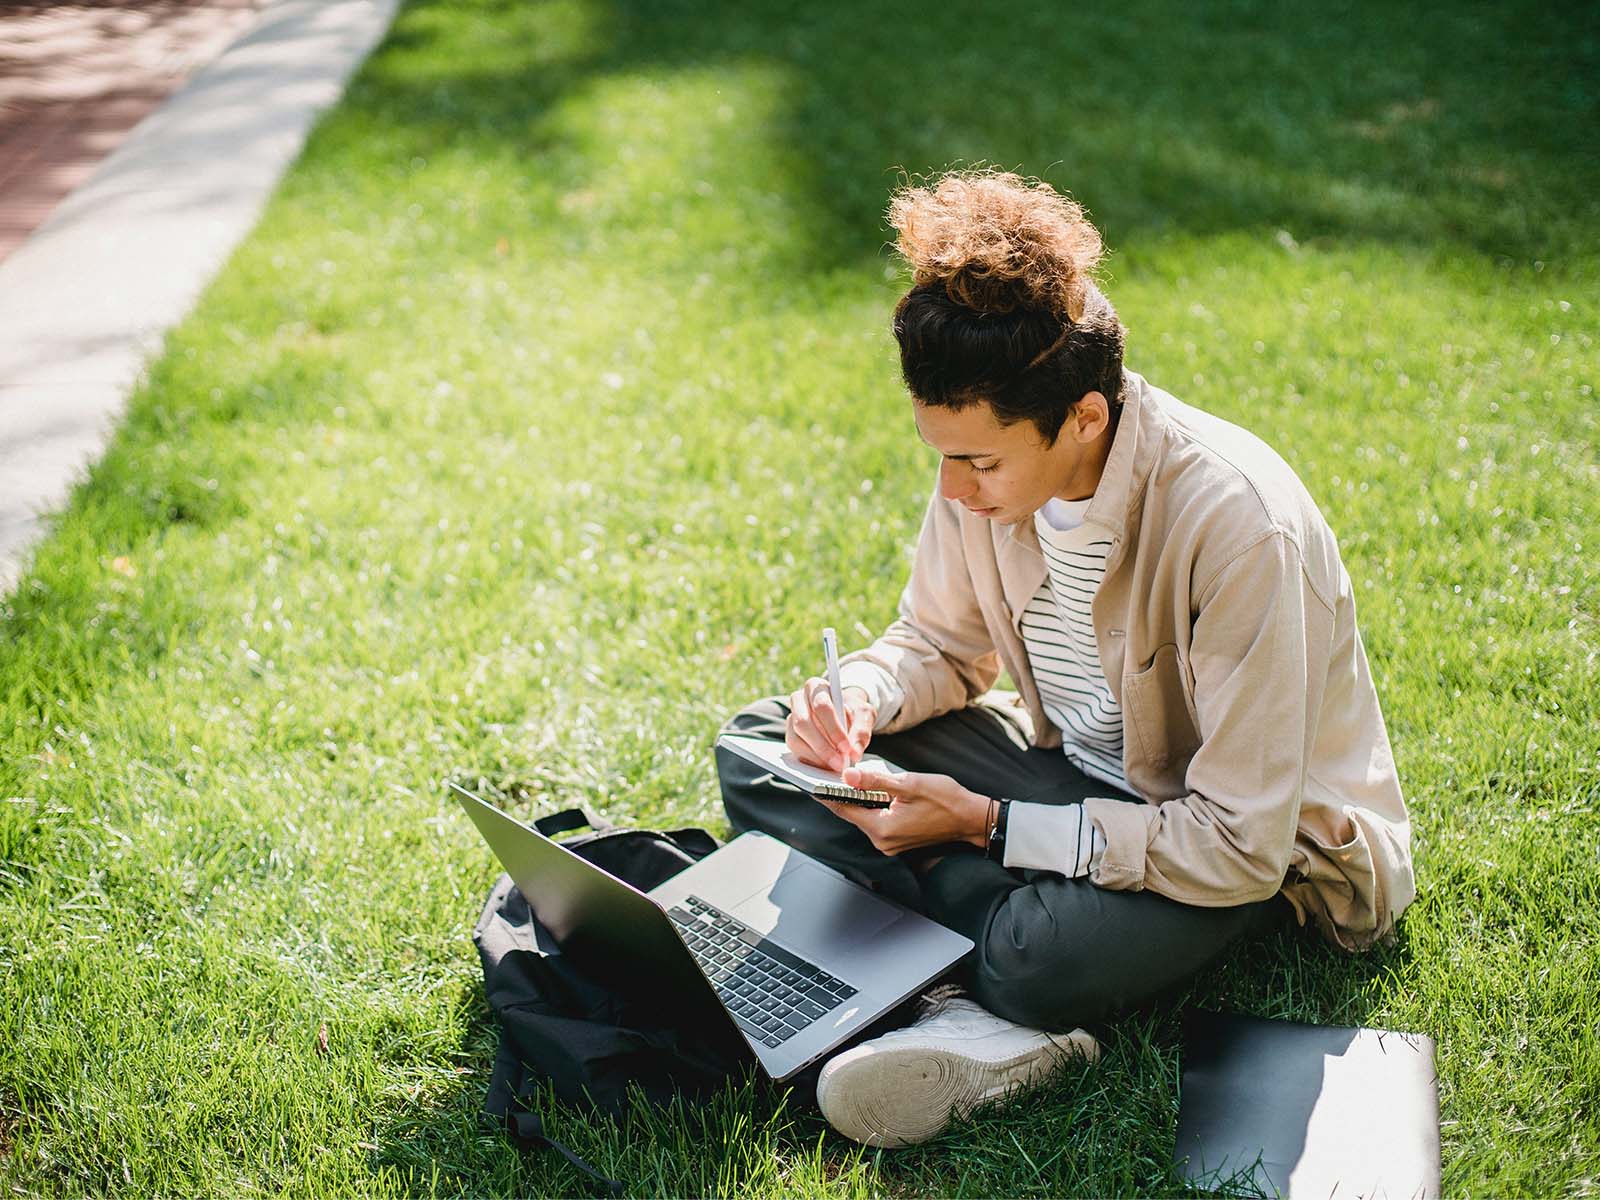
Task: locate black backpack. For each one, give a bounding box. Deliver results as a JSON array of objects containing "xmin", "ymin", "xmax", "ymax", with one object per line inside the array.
[
  {"xmin": 472, "ymin": 808, "xmax": 757, "ymax": 1193},
  {"xmin": 473, "ymin": 806, "xmax": 924, "ymax": 1192}
]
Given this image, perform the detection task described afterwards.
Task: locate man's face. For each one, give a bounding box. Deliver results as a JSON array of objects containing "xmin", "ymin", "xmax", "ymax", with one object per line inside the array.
[{"xmin": 913, "ymin": 395, "xmax": 1110, "ymax": 524}]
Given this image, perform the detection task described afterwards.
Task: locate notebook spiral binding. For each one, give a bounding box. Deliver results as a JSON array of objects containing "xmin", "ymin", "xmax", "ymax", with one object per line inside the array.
[{"xmin": 813, "ymin": 783, "xmax": 893, "ymax": 808}]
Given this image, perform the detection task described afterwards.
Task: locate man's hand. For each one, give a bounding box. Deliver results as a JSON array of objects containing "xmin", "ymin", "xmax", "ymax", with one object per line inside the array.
[
  {"xmin": 786, "ymin": 678, "xmax": 876, "ymax": 772},
  {"xmin": 815, "ymin": 765, "xmax": 991, "ymax": 857}
]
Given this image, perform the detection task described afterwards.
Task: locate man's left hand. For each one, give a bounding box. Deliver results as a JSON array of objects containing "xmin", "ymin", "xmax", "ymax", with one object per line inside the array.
[{"xmin": 815, "ymin": 766, "xmax": 991, "ymax": 857}]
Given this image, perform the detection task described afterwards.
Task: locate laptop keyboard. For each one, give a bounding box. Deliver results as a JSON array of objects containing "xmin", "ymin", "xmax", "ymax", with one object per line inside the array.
[{"xmin": 667, "ymin": 895, "xmax": 858, "ymax": 1048}]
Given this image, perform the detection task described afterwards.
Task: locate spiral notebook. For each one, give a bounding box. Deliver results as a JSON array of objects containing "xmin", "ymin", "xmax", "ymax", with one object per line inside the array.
[{"xmin": 716, "ymin": 734, "xmax": 904, "ymax": 808}]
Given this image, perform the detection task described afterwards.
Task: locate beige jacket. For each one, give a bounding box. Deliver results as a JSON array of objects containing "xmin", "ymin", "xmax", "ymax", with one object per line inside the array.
[{"xmin": 840, "ymin": 371, "xmax": 1415, "ymax": 950}]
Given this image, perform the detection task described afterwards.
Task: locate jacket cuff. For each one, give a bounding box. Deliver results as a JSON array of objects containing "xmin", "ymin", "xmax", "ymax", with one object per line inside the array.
[
  {"xmin": 1003, "ymin": 801, "xmax": 1107, "ymax": 877},
  {"xmin": 837, "ymin": 660, "xmax": 904, "ymax": 728},
  {"xmin": 1082, "ymin": 796, "xmax": 1155, "ymax": 890}
]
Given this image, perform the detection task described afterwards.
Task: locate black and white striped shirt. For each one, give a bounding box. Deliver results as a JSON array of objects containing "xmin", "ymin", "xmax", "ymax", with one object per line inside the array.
[
  {"xmin": 1001, "ymin": 497, "xmax": 1120, "ymax": 878},
  {"xmin": 1023, "ymin": 499, "xmax": 1128, "ymax": 792}
]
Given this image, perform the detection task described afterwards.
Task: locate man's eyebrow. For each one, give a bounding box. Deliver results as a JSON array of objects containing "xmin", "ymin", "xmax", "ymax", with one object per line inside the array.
[{"xmin": 914, "ymin": 431, "xmax": 994, "ymax": 460}]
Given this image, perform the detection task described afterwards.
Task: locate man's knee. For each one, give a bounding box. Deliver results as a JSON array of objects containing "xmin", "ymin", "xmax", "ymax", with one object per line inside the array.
[
  {"xmin": 964, "ymin": 883, "xmax": 1273, "ymax": 1031},
  {"xmin": 964, "ymin": 892, "xmax": 1110, "ymax": 1030},
  {"xmin": 718, "ymin": 694, "xmax": 788, "ymax": 740},
  {"xmin": 716, "ymin": 695, "xmax": 796, "ymax": 831}
]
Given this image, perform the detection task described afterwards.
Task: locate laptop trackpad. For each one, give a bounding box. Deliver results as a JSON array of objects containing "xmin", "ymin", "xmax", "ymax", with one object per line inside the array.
[{"xmin": 730, "ymin": 859, "xmax": 900, "ymax": 954}]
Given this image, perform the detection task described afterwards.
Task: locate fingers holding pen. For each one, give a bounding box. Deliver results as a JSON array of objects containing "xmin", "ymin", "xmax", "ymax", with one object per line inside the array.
[
  {"xmin": 786, "ymin": 679, "xmax": 847, "ymax": 770},
  {"xmin": 818, "ymin": 627, "xmax": 874, "ymax": 771},
  {"xmin": 784, "ymin": 677, "xmax": 866, "ymax": 772},
  {"xmin": 784, "ymin": 686, "xmax": 826, "ymax": 768},
  {"xmin": 821, "ymin": 684, "xmax": 881, "ymax": 772}
]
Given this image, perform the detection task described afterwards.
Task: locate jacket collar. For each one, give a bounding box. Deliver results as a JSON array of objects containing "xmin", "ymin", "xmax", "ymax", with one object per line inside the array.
[
  {"xmin": 1082, "ymin": 370, "xmax": 1166, "ymax": 543},
  {"xmin": 995, "ymin": 513, "xmax": 1045, "ymax": 625}
]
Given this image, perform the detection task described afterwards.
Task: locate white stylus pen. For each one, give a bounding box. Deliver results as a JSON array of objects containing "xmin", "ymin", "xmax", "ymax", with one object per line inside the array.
[{"xmin": 822, "ymin": 626, "xmax": 847, "ymax": 751}]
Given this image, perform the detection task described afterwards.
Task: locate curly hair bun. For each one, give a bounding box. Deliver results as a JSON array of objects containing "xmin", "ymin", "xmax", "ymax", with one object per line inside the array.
[{"xmin": 888, "ymin": 169, "xmax": 1104, "ymax": 323}]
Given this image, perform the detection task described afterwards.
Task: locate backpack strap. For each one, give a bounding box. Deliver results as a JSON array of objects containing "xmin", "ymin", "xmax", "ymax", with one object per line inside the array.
[
  {"xmin": 533, "ymin": 808, "xmax": 612, "ymax": 838},
  {"xmin": 504, "ymin": 1110, "xmax": 625, "ymax": 1197}
]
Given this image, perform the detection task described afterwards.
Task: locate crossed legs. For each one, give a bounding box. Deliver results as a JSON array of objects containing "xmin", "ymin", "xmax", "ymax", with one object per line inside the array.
[{"xmin": 716, "ymin": 694, "xmax": 1282, "ymax": 1032}]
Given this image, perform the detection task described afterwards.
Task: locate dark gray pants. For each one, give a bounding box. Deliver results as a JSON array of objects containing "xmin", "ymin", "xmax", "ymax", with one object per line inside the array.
[{"xmin": 716, "ymin": 695, "xmax": 1286, "ymax": 1033}]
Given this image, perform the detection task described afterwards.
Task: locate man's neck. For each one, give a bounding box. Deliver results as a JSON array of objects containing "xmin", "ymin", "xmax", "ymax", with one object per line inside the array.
[{"xmin": 1055, "ymin": 427, "xmax": 1115, "ymax": 501}]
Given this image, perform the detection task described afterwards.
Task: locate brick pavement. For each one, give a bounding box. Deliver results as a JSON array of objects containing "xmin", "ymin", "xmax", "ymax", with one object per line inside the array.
[{"xmin": 0, "ymin": 0, "xmax": 263, "ymax": 263}]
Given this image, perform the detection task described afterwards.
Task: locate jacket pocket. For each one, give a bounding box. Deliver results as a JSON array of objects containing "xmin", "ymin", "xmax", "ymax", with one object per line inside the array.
[{"xmin": 1122, "ymin": 643, "xmax": 1200, "ymax": 771}]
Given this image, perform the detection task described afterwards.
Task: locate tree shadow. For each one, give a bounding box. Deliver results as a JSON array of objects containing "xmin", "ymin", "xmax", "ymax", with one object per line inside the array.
[{"xmin": 350, "ymin": 0, "xmax": 1598, "ymax": 284}]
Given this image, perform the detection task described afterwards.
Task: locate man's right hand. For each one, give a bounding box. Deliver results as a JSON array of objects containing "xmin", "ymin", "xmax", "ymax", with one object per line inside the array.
[{"xmin": 785, "ymin": 677, "xmax": 877, "ymax": 773}]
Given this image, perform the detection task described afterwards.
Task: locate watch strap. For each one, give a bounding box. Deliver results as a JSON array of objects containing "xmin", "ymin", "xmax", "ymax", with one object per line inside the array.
[{"xmin": 986, "ymin": 798, "xmax": 1011, "ymax": 863}]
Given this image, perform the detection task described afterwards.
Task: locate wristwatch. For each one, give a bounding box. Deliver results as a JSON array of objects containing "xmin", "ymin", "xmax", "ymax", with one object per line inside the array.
[{"xmin": 985, "ymin": 798, "xmax": 1012, "ymax": 864}]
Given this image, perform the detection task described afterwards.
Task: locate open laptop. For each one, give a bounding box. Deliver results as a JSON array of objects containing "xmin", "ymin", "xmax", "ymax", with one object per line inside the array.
[{"xmin": 450, "ymin": 782, "xmax": 973, "ymax": 1082}]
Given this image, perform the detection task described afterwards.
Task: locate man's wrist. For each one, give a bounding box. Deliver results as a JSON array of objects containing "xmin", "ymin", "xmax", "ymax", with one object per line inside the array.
[
  {"xmin": 968, "ymin": 792, "xmax": 994, "ymax": 850},
  {"xmin": 836, "ymin": 661, "xmax": 901, "ymax": 727}
]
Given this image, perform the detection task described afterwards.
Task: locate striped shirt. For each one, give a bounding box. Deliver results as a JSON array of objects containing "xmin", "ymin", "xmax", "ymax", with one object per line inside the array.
[
  {"xmin": 996, "ymin": 498, "xmax": 1121, "ymax": 878},
  {"xmin": 1021, "ymin": 498, "xmax": 1128, "ymax": 793}
]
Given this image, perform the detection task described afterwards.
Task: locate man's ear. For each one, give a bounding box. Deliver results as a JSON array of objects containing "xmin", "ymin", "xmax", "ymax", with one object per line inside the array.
[{"xmin": 1072, "ymin": 391, "xmax": 1109, "ymax": 441}]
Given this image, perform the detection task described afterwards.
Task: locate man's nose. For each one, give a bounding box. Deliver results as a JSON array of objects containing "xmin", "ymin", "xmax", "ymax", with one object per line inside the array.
[{"xmin": 938, "ymin": 458, "xmax": 974, "ymax": 501}]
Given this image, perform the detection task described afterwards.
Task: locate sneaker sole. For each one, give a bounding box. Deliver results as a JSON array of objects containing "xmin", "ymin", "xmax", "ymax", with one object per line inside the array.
[{"xmin": 816, "ymin": 1027, "xmax": 1099, "ymax": 1149}]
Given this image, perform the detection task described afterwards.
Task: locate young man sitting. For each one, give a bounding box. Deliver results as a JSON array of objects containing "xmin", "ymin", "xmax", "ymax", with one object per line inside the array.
[{"xmin": 716, "ymin": 169, "xmax": 1415, "ymax": 1148}]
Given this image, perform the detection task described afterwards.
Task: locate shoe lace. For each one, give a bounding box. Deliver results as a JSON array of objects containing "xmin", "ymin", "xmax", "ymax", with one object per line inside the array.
[
  {"xmin": 913, "ymin": 980, "xmax": 968, "ymax": 1020},
  {"xmin": 914, "ymin": 983, "xmax": 1092, "ymax": 1057}
]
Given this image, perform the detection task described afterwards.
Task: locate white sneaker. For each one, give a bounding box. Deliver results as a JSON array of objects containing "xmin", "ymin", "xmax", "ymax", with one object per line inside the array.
[{"xmin": 815, "ymin": 984, "xmax": 1099, "ymax": 1148}]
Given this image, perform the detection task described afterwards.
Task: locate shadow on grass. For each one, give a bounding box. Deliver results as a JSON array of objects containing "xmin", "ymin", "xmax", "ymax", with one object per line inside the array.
[
  {"xmin": 360, "ymin": 0, "xmax": 1598, "ymax": 275},
  {"xmin": 1182, "ymin": 903, "xmax": 1418, "ymax": 1028}
]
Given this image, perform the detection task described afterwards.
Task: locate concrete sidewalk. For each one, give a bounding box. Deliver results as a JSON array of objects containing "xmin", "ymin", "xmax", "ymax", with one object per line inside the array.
[
  {"xmin": 0, "ymin": 1, "xmax": 265, "ymax": 264},
  {"xmin": 0, "ymin": 0, "xmax": 399, "ymax": 595}
]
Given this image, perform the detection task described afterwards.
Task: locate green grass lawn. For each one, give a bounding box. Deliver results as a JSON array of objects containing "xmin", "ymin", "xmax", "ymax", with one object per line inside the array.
[{"xmin": 3, "ymin": 0, "xmax": 1597, "ymax": 1193}]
